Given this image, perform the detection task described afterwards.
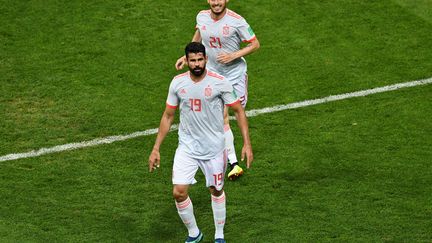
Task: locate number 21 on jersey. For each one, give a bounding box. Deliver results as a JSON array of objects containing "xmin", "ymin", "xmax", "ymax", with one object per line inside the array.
[{"xmin": 209, "ymin": 37, "xmax": 222, "ymax": 48}]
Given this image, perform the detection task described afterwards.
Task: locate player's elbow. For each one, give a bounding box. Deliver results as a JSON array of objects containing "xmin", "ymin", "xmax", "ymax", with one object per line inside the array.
[
  {"xmin": 252, "ymin": 38, "xmax": 260, "ymax": 51},
  {"xmin": 163, "ymin": 110, "xmax": 176, "ymax": 122}
]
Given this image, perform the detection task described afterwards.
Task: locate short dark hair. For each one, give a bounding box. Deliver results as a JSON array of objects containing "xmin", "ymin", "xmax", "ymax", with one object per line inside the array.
[{"xmin": 185, "ymin": 42, "xmax": 206, "ymax": 59}]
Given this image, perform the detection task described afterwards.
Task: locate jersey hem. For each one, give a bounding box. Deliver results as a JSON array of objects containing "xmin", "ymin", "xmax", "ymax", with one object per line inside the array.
[{"xmin": 179, "ymin": 146, "xmax": 226, "ymax": 161}]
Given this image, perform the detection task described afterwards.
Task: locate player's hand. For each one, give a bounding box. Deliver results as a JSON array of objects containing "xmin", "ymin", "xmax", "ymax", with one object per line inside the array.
[
  {"xmin": 175, "ymin": 56, "xmax": 187, "ymax": 70},
  {"xmin": 148, "ymin": 148, "xmax": 160, "ymax": 172},
  {"xmin": 241, "ymin": 144, "xmax": 253, "ymax": 169},
  {"xmin": 217, "ymin": 52, "xmax": 237, "ymax": 64}
]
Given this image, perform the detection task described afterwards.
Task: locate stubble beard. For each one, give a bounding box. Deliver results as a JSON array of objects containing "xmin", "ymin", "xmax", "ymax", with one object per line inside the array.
[{"xmin": 190, "ymin": 66, "xmax": 205, "ymax": 77}]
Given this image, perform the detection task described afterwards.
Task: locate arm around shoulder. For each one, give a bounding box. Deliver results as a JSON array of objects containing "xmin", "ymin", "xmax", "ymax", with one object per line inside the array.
[
  {"xmin": 175, "ymin": 30, "xmax": 202, "ymax": 70},
  {"xmin": 228, "ymin": 36, "xmax": 260, "ymax": 61}
]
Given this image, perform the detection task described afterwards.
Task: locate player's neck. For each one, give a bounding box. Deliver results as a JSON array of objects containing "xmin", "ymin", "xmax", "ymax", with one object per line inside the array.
[
  {"xmin": 189, "ymin": 69, "xmax": 207, "ymax": 83},
  {"xmin": 211, "ymin": 8, "xmax": 227, "ymax": 21}
]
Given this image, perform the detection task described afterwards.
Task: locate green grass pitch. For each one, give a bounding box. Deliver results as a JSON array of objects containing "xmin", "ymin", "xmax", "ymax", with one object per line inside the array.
[{"xmin": 1, "ymin": 0, "xmax": 431, "ymax": 242}]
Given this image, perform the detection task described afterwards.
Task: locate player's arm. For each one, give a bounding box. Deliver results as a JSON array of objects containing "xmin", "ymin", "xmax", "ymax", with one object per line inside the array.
[
  {"xmin": 175, "ymin": 30, "xmax": 202, "ymax": 70},
  {"xmin": 148, "ymin": 106, "xmax": 176, "ymax": 172},
  {"xmin": 217, "ymin": 37, "xmax": 260, "ymax": 64},
  {"xmin": 191, "ymin": 29, "xmax": 202, "ymax": 42},
  {"xmin": 228, "ymin": 102, "xmax": 254, "ymax": 168}
]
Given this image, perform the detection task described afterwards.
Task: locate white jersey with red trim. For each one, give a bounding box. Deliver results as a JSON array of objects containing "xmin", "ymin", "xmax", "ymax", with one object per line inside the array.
[
  {"xmin": 166, "ymin": 70, "xmax": 240, "ymax": 159},
  {"xmin": 196, "ymin": 9, "xmax": 256, "ymax": 84}
]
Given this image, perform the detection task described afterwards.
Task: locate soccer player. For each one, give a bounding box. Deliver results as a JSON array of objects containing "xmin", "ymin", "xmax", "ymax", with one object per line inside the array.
[
  {"xmin": 149, "ymin": 42, "xmax": 253, "ymax": 243},
  {"xmin": 175, "ymin": 0, "xmax": 260, "ymax": 180}
]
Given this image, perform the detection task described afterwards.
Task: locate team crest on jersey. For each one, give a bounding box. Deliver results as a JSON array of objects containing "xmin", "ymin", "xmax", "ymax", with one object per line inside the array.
[
  {"xmin": 223, "ymin": 25, "xmax": 230, "ymax": 36},
  {"xmin": 201, "ymin": 25, "xmax": 206, "ymax": 31},
  {"xmin": 205, "ymin": 85, "xmax": 212, "ymax": 97}
]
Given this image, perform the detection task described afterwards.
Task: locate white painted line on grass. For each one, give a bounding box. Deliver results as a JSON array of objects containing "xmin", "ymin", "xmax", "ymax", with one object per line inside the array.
[
  {"xmin": 1, "ymin": 77, "xmax": 431, "ymax": 162},
  {"xmin": 244, "ymin": 77, "xmax": 432, "ymax": 117},
  {"xmin": 0, "ymin": 125, "xmax": 176, "ymax": 163}
]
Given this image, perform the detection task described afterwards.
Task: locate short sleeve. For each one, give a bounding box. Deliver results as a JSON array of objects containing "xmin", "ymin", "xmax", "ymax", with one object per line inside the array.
[
  {"xmin": 238, "ymin": 18, "xmax": 256, "ymax": 43},
  {"xmin": 195, "ymin": 12, "xmax": 203, "ymax": 31},
  {"xmin": 166, "ymin": 80, "xmax": 179, "ymax": 109},
  {"xmin": 218, "ymin": 80, "xmax": 240, "ymax": 106}
]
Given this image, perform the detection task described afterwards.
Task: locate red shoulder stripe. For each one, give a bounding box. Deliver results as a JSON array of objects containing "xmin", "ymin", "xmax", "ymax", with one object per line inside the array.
[
  {"xmin": 173, "ymin": 72, "xmax": 189, "ymax": 80},
  {"xmin": 199, "ymin": 9, "xmax": 211, "ymax": 15},
  {"xmin": 227, "ymin": 10, "xmax": 243, "ymax": 19},
  {"xmin": 207, "ymin": 71, "xmax": 224, "ymax": 80}
]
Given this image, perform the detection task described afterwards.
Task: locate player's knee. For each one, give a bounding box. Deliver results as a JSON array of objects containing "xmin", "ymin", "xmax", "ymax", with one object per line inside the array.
[
  {"xmin": 173, "ymin": 187, "xmax": 188, "ymax": 202},
  {"xmin": 209, "ymin": 186, "xmax": 224, "ymax": 197}
]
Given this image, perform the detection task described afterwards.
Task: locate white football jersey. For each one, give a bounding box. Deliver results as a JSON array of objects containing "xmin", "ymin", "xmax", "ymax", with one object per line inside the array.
[
  {"xmin": 196, "ymin": 9, "xmax": 256, "ymax": 84},
  {"xmin": 166, "ymin": 70, "xmax": 240, "ymax": 159}
]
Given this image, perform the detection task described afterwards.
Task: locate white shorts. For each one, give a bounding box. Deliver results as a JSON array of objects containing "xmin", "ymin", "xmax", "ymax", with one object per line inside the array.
[
  {"xmin": 172, "ymin": 148, "xmax": 228, "ymax": 191},
  {"xmin": 232, "ymin": 73, "xmax": 248, "ymax": 108}
]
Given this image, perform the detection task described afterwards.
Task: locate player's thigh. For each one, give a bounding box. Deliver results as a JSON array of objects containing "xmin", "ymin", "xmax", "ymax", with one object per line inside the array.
[
  {"xmin": 198, "ymin": 150, "xmax": 228, "ymax": 192},
  {"xmin": 172, "ymin": 148, "xmax": 199, "ymax": 186}
]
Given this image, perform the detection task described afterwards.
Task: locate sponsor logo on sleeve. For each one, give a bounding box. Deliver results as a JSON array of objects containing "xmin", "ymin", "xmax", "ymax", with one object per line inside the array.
[{"xmin": 248, "ymin": 26, "xmax": 254, "ymax": 36}]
